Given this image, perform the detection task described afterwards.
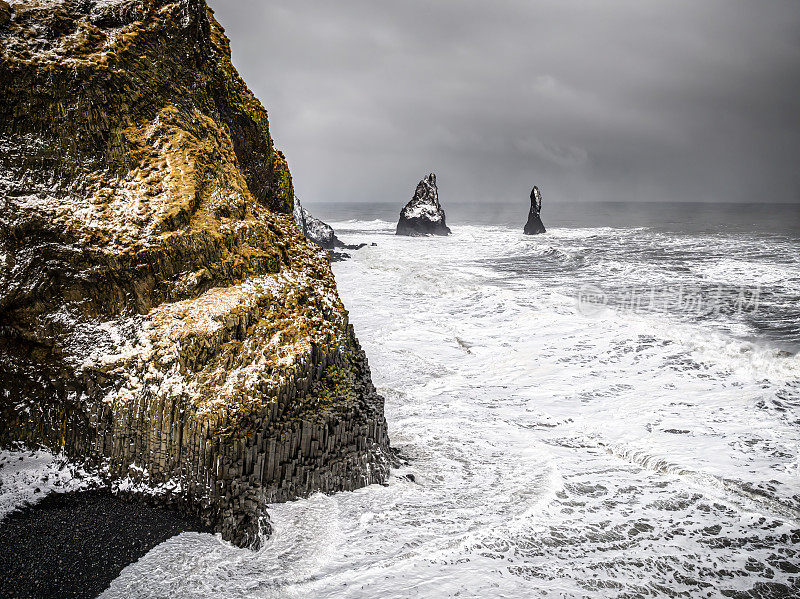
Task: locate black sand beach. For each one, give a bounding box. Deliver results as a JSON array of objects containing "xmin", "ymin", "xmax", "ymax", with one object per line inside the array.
[{"xmin": 0, "ymin": 491, "xmax": 211, "ymax": 599}]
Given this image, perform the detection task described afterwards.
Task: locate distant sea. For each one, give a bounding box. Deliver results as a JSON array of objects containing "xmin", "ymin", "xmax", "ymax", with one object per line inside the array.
[
  {"xmin": 105, "ymin": 200, "xmax": 800, "ymax": 598},
  {"xmin": 306, "ymin": 200, "xmax": 800, "ymax": 236}
]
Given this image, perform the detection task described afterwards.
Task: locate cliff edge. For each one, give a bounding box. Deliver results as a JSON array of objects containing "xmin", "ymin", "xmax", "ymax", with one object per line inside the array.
[{"xmin": 0, "ymin": 0, "xmax": 391, "ymax": 547}]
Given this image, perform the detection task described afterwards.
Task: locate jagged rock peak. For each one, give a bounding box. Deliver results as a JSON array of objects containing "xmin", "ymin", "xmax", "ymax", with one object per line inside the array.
[
  {"xmin": 396, "ymin": 173, "xmax": 451, "ymax": 236},
  {"xmin": 524, "ymin": 185, "xmax": 547, "ymax": 235},
  {"xmin": 293, "ymin": 197, "xmax": 341, "ymax": 249}
]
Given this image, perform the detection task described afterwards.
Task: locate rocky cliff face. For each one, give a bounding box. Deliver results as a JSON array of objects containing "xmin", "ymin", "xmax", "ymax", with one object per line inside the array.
[
  {"xmin": 293, "ymin": 197, "xmax": 341, "ymax": 250},
  {"xmin": 396, "ymin": 173, "xmax": 451, "ymax": 236},
  {"xmin": 524, "ymin": 186, "xmax": 546, "ymax": 235},
  {"xmin": 0, "ymin": 0, "xmax": 391, "ymax": 547}
]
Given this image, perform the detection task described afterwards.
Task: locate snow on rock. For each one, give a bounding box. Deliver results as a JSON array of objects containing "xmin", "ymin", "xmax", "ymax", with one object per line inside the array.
[
  {"xmin": 293, "ymin": 197, "xmax": 341, "ymax": 249},
  {"xmin": 396, "ymin": 173, "xmax": 451, "ymax": 236},
  {"xmin": 0, "ymin": 0, "xmax": 392, "ymax": 549},
  {"xmin": 0, "ymin": 448, "xmax": 102, "ymax": 521}
]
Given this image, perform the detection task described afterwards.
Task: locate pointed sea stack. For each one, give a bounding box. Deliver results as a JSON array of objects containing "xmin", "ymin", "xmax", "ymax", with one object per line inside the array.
[
  {"xmin": 396, "ymin": 173, "xmax": 451, "ymax": 236},
  {"xmin": 524, "ymin": 186, "xmax": 547, "ymax": 234}
]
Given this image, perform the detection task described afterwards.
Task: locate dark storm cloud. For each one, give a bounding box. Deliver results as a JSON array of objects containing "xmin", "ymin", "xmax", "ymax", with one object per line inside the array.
[{"xmin": 210, "ymin": 0, "xmax": 800, "ymax": 205}]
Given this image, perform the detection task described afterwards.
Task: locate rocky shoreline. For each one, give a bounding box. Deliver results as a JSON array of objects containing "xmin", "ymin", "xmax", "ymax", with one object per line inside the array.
[{"xmin": 293, "ymin": 196, "xmax": 369, "ymax": 261}]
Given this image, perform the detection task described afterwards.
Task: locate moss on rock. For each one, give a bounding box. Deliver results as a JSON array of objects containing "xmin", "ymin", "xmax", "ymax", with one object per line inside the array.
[{"xmin": 0, "ymin": 0, "xmax": 390, "ymax": 547}]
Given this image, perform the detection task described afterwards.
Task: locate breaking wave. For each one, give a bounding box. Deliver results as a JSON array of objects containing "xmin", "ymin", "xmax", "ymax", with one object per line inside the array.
[{"xmin": 104, "ymin": 220, "xmax": 800, "ymax": 598}]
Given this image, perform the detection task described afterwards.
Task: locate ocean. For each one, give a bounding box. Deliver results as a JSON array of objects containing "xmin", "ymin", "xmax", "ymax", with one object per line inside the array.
[{"xmin": 103, "ymin": 201, "xmax": 800, "ymax": 598}]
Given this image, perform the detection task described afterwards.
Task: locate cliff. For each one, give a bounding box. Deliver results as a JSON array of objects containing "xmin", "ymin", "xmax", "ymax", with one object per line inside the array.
[{"xmin": 0, "ymin": 0, "xmax": 391, "ymax": 547}]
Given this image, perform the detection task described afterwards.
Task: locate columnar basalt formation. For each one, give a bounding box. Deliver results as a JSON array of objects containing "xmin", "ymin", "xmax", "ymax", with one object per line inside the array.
[
  {"xmin": 0, "ymin": 0, "xmax": 391, "ymax": 547},
  {"xmin": 396, "ymin": 173, "xmax": 451, "ymax": 236},
  {"xmin": 524, "ymin": 186, "xmax": 546, "ymax": 235}
]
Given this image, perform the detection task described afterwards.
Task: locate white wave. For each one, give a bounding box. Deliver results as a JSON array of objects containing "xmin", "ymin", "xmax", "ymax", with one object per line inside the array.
[
  {"xmin": 693, "ymin": 257, "xmax": 800, "ymax": 292},
  {"xmin": 327, "ymin": 218, "xmax": 395, "ymax": 232},
  {"xmin": 105, "ymin": 222, "xmax": 800, "ymax": 598}
]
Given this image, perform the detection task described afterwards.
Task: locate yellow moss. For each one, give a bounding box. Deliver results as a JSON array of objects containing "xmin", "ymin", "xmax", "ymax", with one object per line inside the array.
[{"xmin": 3, "ymin": 0, "xmax": 352, "ymax": 443}]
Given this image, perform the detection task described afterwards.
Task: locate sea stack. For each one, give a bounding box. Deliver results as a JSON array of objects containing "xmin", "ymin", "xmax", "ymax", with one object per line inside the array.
[
  {"xmin": 0, "ymin": 0, "xmax": 391, "ymax": 548},
  {"xmin": 396, "ymin": 173, "xmax": 451, "ymax": 236},
  {"xmin": 524, "ymin": 186, "xmax": 547, "ymax": 234}
]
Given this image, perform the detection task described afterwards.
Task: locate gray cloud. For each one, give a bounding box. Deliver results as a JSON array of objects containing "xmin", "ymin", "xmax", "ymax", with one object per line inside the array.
[{"xmin": 210, "ymin": 0, "xmax": 800, "ymax": 205}]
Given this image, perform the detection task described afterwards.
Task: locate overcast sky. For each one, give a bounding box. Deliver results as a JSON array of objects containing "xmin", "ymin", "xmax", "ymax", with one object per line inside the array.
[{"xmin": 211, "ymin": 1, "xmax": 800, "ymax": 205}]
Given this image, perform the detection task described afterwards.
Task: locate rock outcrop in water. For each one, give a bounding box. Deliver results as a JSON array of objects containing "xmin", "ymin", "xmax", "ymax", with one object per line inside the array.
[
  {"xmin": 0, "ymin": 0, "xmax": 391, "ymax": 548},
  {"xmin": 524, "ymin": 186, "xmax": 546, "ymax": 235},
  {"xmin": 293, "ymin": 197, "xmax": 341, "ymax": 250},
  {"xmin": 293, "ymin": 197, "xmax": 369, "ymax": 262},
  {"xmin": 396, "ymin": 173, "xmax": 451, "ymax": 236}
]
